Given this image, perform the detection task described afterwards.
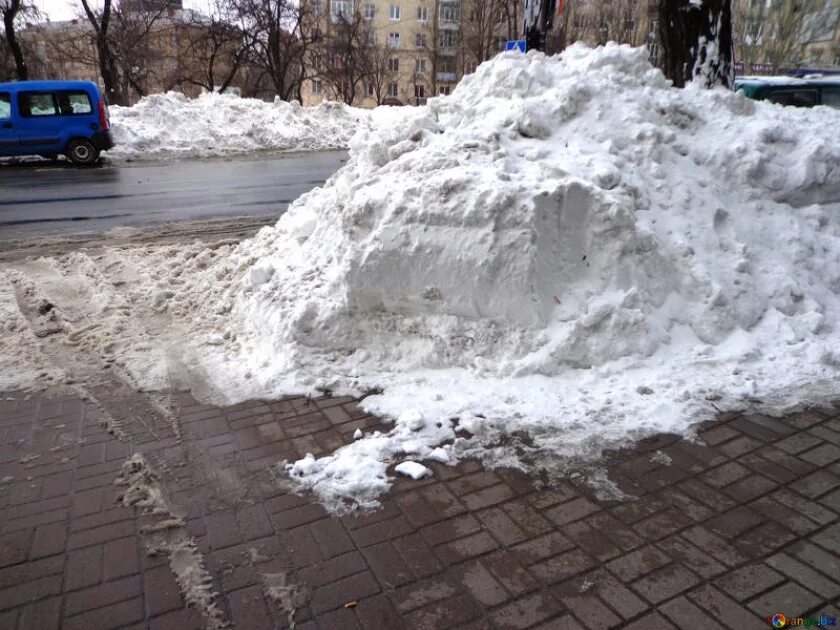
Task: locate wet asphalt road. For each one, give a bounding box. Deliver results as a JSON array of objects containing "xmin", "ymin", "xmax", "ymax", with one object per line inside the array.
[{"xmin": 0, "ymin": 151, "xmax": 348, "ymax": 243}]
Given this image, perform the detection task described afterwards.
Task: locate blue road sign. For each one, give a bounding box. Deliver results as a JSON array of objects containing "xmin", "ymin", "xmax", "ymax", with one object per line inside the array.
[{"xmin": 505, "ymin": 40, "xmax": 527, "ymax": 53}]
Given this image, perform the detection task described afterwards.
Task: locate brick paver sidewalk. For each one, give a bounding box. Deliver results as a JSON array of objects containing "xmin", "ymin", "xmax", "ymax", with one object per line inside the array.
[{"xmin": 1, "ymin": 387, "xmax": 839, "ymax": 629}]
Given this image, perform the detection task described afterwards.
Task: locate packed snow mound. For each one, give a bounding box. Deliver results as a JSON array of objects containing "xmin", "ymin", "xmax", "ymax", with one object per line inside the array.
[
  {"xmin": 162, "ymin": 43, "xmax": 840, "ymax": 509},
  {"xmin": 224, "ymin": 43, "xmax": 840, "ymax": 375},
  {"xmin": 107, "ymin": 91, "xmax": 369, "ymax": 159}
]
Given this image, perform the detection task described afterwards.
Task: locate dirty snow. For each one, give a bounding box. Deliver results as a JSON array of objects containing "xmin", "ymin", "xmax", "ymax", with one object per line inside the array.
[
  {"xmin": 106, "ymin": 91, "xmax": 370, "ymax": 160},
  {"xmin": 3, "ymin": 43, "xmax": 840, "ymax": 512}
]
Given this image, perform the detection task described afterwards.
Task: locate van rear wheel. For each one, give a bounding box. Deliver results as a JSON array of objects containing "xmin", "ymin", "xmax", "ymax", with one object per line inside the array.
[{"xmin": 66, "ymin": 139, "xmax": 100, "ymax": 166}]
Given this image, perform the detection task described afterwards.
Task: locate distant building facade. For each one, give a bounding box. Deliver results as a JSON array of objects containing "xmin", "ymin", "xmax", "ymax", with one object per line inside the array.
[{"xmin": 300, "ymin": 0, "xmax": 522, "ymax": 107}]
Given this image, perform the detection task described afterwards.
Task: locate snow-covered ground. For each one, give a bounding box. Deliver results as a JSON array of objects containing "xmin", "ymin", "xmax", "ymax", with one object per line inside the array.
[
  {"xmin": 4, "ymin": 44, "xmax": 840, "ymax": 512},
  {"xmin": 106, "ymin": 92, "xmax": 371, "ymax": 160}
]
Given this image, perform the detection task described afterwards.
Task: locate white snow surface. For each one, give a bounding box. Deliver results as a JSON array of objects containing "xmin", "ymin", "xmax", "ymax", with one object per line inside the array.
[
  {"xmin": 5, "ymin": 44, "xmax": 840, "ymax": 512},
  {"xmin": 106, "ymin": 92, "xmax": 370, "ymax": 159}
]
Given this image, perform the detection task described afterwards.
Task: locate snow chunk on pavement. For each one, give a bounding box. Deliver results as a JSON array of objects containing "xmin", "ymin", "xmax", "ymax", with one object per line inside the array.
[{"xmin": 395, "ymin": 461, "xmax": 432, "ymax": 479}]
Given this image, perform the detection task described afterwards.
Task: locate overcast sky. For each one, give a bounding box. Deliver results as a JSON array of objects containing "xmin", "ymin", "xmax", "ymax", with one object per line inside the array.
[{"xmin": 34, "ymin": 0, "xmax": 209, "ymax": 22}]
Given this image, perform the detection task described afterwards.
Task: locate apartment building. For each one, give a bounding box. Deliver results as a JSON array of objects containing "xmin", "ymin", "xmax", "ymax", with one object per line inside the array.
[{"xmin": 302, "ymin": 0, "xmax": 519, "ymax": 107}]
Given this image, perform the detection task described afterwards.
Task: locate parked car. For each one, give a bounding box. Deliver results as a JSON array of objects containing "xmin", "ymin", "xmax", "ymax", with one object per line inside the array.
[
  {"xmin": 0, "ymin": 80, "xmax": 114, "ymax": 165},
  {"xmin": 735, "ymin": 76, "xmax": 840, "ymax": 109}
]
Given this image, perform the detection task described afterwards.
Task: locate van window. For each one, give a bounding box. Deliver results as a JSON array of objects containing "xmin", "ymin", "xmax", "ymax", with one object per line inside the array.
[
  {"xmin": 0, "ymin": 93, "xmax": 10, "ymax": 119},
  {"xmin": 766, "ymin": 89, "xmax": 818, "ymax": 108},
  {"xmin": 822, "ymin": 89, "xmax": 840, "ymax": 109},
  {"xmin": 56, "ymin": 91, "xmax": 93, "ymax": 115},
  {"xmin": 19, "ymin": 93, "xmax": 58, "ymax": 117}
]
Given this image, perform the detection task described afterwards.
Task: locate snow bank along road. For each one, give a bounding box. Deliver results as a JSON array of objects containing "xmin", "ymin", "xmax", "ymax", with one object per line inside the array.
[{"xmin": 0, "ymin": 151, "xmax": 348, "ymax": 242}]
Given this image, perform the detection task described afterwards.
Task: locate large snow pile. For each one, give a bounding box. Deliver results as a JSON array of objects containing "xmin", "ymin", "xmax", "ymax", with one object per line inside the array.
[
  {"xmin": 180, "ymin": 43, "xmax": 840, "ymax": 509},
  {"xmin": 106, "ymin": 92, "xmax": 369, "ymax": 159}
]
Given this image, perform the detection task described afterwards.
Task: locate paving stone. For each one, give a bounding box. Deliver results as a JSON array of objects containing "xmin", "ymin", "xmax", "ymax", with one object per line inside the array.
[
  {"xmin": 687, "ymin": 584, "xmax": 763, "ymax": 629},
  {"xmin": 765, "ymin": 553, "xmax": 840, "ymax": 599},
  {"xmin": 800, "ymin": 443, "xmax": 840, "ymax": 467},
  {"xmin": 656, "ymin": 535, "xmax": 726, "ymax": 579},
  {"xmin": 794, "ymin": 470, "xmax": 840, "ymax": 499},
  {"xmin": 702, "ymin": 462, "xmax": 752, "ymax": 488},
  {"xmin": 16, "ymin": 595, "xmax": 61, "ymax": 630},
  {"xmin": 605, "ymin": 545, "xmax": 671, "ymax": 582},
  {"xmin": 660, "ymin": 596, "xmax": 726, "ymax": 630},
  {"xmin": 812, "ymin": 522, "xmax": 840, "ymax": 554},
  {"xmin": 511, "ymin": 531, "xmax": 575, "ymax": 565},
  {"xmin": 632, "ymin": 563, "xmax": 700, "ymax": 604},
  {"xmin": 705, "ymin": 506, "xmax": 764, "ymax": 539},
  {"xmin": 483, "ymin": 551, "xmax": 540, "ymax": 596},
  {"xmin": 404, "ymin": 593, "xmax": 482, "ymax": 630},
  {"xmin": 363, "ymin": 542, "xmax": 415, "ymax": 589},
  {"xmin": 544, "ymin": 497, "xmax": 601, "ymax": 526},
  {"xmin": 747, "ymin": 582, "xmax": 822, "ymax": 618},
  {"xmin": 63, "ymin": 596, "xmax": 144, "ymax": 630},
  {"xmin": 558, "ymin": 595, "xmax": 621, "ymax": 629},
  {"xmin": 437, "ymin": 531, "xmax": 498, "ymax": 564},
  {"xmin": 622, "ymin": 611, "xmax": 678, "ymax": 630},
  {"xmin": 714, "ymin": 563, "xmax": 785, "ymax": 602},
  {"xmin": 734, "ymin": 521, "xmax": 796, "ymax": 558},
  {"xmin": 490, "ymin": 592, "xmax": 564, "ymax": 630},
  {"xmin": 454, "ymin": 560, "xmax": 510, "ymax": 607},
  {"xmin": 64, "ymin": 574, "xmax": 142, "ymax": 616},
  {"xmin": 632, "ymin": 508, "xmax": 693, "ymax": 541},
  {"xmin": 530, "ymin": 549, "xmax": 597, "ymax": 584},
  {"xmin": 353, "ymin": 594, "xmax": 403, "ymax": 630},
  {"xmin": 392, "ymin": 577, "xmax": 461, "ymax": 613}
]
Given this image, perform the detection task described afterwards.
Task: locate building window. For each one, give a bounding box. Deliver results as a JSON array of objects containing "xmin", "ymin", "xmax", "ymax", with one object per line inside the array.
[
  {"xmin": 414, "ymin": 58, "xmax": 426, "ymax": 73},
  {"xmin": 439, "ymin": 31, "xmax": 457, "ymax": 47},
  {"xmin": 417, "ymin": 6, "xmax": 428, "ymax": 21},
  {"xmin": 388, "ymin": 57, "xmax": 400, "ymax": 72},
  {"xmin": 389, "ymin": 4, "xmax": 400, "ymax": 20},
  {"xmin": 416, "ymin": 33, "xmax": 426, "ymax": 48},
  {"xmin": 388, "ymin": 32, "xmax": 400, "ymax": 47},
  {"xmin": 366, "ymin": 83, "xmax": 375, "ymax": 97},
  {"xmin": 363, "ymin": 3, "xmax": 374, "ymax": 19},
  {"xmin": 414, "ymin": 85, "xmax": 425, "ymax": 99},
  {"xmin": 311, "ymin": 0, "xmax": 322, "ymax": 13},
  {"xmin": 388, "ymin": 82, "xmax": 399, "ymax": 97},
  {"xmin": 312, "ymin": 81, "xmax": 322, "ymax": 94},
  {"xmin": 438, "ymin": 85, "xmax": 451, "ymax": 95},
  {"xmin": 364, "ymin": 30, "xmax": 375, "ymax": 45},
  {"xmin": 440, "ymin": 4, "xmax": 458, "ymax": 22},
  {"xmin": 331, "ymin": 0, "xmax": 351, "ymax": 18}
]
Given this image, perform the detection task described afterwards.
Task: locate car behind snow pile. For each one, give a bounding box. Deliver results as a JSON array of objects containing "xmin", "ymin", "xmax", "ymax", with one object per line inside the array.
[
  {"xmin": 735, "ymin": 76, "xmax": 840, "ymax": 109},
  {"xmin": 0, "ymin": 80, "xmax": 114, "ymax": 165}
]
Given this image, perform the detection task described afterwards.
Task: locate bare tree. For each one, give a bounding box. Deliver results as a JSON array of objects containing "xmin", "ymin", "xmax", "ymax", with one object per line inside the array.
[
  {"xmin": 236, "ymin": 0, "xmax": 312, "ymax": 101},
  {"xmin": 1, "ymin": 0, "xmax": 32, "ymax": 80},
  {"xmin": 79, "ymin": 0, "xmax": 128, "ymax": 104},
  {"xmin": 462, "ymin": 0, "xmax": 502, "ymax": 66},
  {"xmin": 312, "ymin": 9, "xmax": 373, "ymax": 104},
  {"xmin": 178, "ymin": 1, "xmax": 251, "ymax": 94},
  {"xmin": 658, "ymin": 0, "xmax": 734, "ymax": 88},
  {"xmin": 364, "ymin": 42, "xmax": 393, "ymax": 105}
]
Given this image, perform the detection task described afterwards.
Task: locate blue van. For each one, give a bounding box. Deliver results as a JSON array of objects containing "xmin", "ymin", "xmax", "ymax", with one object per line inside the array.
[{"xmin": 0, "ymin": 80, "xmax": 114, "ymax": 165}]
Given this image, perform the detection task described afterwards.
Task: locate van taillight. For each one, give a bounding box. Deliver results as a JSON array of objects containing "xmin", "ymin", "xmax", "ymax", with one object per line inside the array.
[{"xmin": 98, "ymin": 100, "xmax": 109, "ymax": 131}]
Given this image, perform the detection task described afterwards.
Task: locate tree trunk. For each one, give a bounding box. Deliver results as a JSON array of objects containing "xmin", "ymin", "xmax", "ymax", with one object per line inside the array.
[
  {"xmin": 3, "ymin": 0, "xmax": 28, "ymax": 81},
  {"xmin": 658, "ymin": 0, "xmax": 733, "ymax": 89}
]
